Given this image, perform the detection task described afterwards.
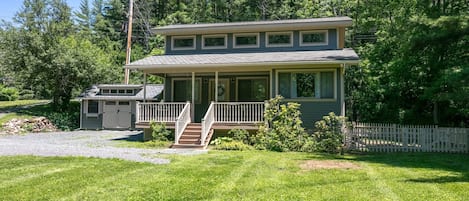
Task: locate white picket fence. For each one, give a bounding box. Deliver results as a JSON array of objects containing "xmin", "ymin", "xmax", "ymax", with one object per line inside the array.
[{"xmin": 345, "ymin": 123, "xmax": 469, "ymax": 153}]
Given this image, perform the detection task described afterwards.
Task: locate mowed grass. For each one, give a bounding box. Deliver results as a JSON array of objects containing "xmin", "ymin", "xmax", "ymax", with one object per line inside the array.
[
  {"xmin": 0, "ymin": 100, "xmax": 49, "ymax": 111},
  {"xmin": 0, "ymin": 152, "xmax": 468, "ymax": 201}
]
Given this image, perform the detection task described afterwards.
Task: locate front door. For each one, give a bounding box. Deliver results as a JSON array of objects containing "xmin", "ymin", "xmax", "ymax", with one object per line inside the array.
[
  {"xmin": 209, "ymin": 78, "xmax": 230, "ymax": 102},
  {"xmin": 237, "ymin": 77, "xmax": 269, "ymax": 101},
  {"xmin": 103, "ymin": 101, "xmax": 131, "ymax": 129}
]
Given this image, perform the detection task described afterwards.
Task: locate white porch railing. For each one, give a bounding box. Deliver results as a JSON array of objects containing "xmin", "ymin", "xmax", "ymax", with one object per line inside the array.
[
  {"xmin": 201, "ymin": 103, "xmax": 215, "ymax": 146},
  {"xmin": 136, "ymin": 102, "xmax": 187, "ymax": 123},
  {"xmin": 201, "ymin": 102, "xmax": 265, "ymax": 145},
  {"xmin": 175, "ymin": 102, "xmax": 191, "ymax": 144}
]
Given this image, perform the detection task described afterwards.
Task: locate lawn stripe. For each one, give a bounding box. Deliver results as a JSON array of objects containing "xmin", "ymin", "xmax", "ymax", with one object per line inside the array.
[{"xmin": 363, "ymin": 163, "xmax": 401, "ymax": 201}]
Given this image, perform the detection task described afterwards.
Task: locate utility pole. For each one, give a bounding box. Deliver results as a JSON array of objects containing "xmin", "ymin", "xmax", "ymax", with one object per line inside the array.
[{"xmin": 124, "ymin": 0, "xmax": 133, "ymax": 84}]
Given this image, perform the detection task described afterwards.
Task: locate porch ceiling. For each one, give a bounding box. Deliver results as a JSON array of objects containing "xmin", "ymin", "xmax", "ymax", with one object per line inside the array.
[{"xmin": 125, "ymin": 49, "xmax": 359, "ymax": 73}]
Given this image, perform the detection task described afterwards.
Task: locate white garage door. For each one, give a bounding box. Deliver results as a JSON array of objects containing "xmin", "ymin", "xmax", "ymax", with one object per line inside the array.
[{"xmin": 103, "ymin": 101, "xmax": 131, "ymax": 129}]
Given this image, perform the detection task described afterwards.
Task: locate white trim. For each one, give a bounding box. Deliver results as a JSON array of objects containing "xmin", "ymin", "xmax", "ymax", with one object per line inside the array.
[
  {"xmin": 171, "ymin": 77, "xmax": 202, "ymax": 104},
  {"xmin": 84, "ymin": 100, "xmax": 100, "ymax": 117},
  {"xmin": 233, "ymin": 33, "xmax": 260, "ymax": 48},
  {"xmin": 265, "ymin": 31, "xmax": 293, "ymax": 47},
  {"xmin": 275, "ymin": 68, "xmax": 337, "ymax": 101},
  {"xmin": 300, "ymin": 30, "xmax": 328, "ymax": 46},
  {"xmin": 171, "ymin": 35, "xmax": 196, "ymax": 50},
  {"xmin": 336, "ymin": 28, "xmax": 340, "ymax": 49},
  {"xmin": 202, "ymin": 34, "xmax": 227, "ymax": 49},
  {"xmin": 235, "ymin": 76, "xmax": 269, "ymax": 101}
]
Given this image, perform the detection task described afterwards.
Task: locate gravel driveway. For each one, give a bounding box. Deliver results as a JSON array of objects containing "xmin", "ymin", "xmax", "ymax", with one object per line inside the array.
[{"xmin": 0, "ymin": 131, "xmax": 207, "ymax": 164}]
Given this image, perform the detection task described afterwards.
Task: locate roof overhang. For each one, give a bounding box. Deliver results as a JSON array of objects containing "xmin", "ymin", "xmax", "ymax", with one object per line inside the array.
[
  {"xmin": 153, "ymin": 17, "xmax": 353, "ymax": 35},
  {"xmin": 126, "ymin": 49, "xmax": 359, "ymax": 73}
]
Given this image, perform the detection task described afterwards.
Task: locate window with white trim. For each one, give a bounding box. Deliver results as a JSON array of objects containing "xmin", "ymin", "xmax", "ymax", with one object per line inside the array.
[
  {"xmin": 266, "ymin": 32, "xmax": 293, "ymax": 47},
  {"xmin": 300, "ymin": 30, "xmax": 328, "ymax": 46},
  {"xmin": 233, "ymin": 33, "xmax": 259, "ymax": 48},
  {"xmin": 278, "ymin": 71, "xmax": 335, "ymax": 99},
  {"xmin": 172, "ymin": 36, "xmax": 196, "ymax": 50},
  {"xmin": 86, "ymin": 100, "xmax": 99, "ymax": 117},
  {"xmin": 202, "ymin": 35, "xmax": 227, "ymax": 49},
  {"xmin": 172, "ymin": 79, "xmax": 202, "ymax": 103}
]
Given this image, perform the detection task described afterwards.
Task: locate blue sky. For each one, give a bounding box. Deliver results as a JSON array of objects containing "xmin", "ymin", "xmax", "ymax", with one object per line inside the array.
[{"xmin": 0, "ymin": 0, "xmax": 82, "ymax": 22}]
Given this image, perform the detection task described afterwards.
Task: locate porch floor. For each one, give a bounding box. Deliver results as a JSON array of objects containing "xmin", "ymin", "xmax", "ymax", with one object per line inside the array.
[{"xmin": 135, "ymin": 122, "xmax": 259, "ymax": 130}]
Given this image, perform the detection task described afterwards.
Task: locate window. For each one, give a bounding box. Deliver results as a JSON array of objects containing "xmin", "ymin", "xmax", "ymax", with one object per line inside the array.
[
  {"xmin": 126, "ymin": 89, "xmax": 133, "ymax": 94},
  {"xmin": 278, "ymin": 71, "xmax": 335, "ymax": 100},
  {"xmin": 110, "ymin": 89, "xmax": 117, "ymax": 94},
  {"xmin": 237, "ymin": 77, "xmax": 268, "ymax": 101},
  {"xmin": 172, "ymin": 79, "xmax": 201, "ymax": 103},
  {"xmin": 202, "ymin": 35, "xmax": 227, "ymax": 49},
  {"xmin": 119, "ymin": 101, "xmax": 130, "ymax": 105},
  {"xmin": 172, "ymin": 36, "xmax": 195, "ymax": 50},
  {"xmin": 233, "ymin": 33, "xmax": 259, "ymax": 48},
  {"xmin": 118, "ymin": 89, "xmax": 125, "ymax": 94},
  {"xmin": 102, "ymin": 89, "xmax": 109, "ymax": 94},
  {"xmin": 266, "ymin": 32, "xmax": 293, "ymax": 47},
  {"xmin": 300, "ymin": 30, "xmax": 328, "ymax": 46},
  {"xmin": 86, "ymin": 100, "xmax": 99, "ymax": 116}
]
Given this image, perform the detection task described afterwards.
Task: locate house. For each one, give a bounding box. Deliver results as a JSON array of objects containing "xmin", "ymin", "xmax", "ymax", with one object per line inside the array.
[
  {"xmin": 126, "ymin": 17, "xmax": 359, "ymax": 148},
  {"xmin": 79, "ymin": 84, "xmax": 163, "ymax": 130}
]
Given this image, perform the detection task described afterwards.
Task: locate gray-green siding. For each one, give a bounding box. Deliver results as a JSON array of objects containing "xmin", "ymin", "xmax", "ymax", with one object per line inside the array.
[{"xmin": 165, "ymin": 29, "xmax": 337, "ymax": 55}]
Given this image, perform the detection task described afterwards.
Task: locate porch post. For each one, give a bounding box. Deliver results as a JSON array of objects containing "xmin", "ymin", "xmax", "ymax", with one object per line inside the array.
[
  {"xmin": 143, "ymin": 72, "xmax": 147, "ymax": 103},
  {"xmin": 340, "ymin": 64, "xmax": 345, "ymax": 116},
  {"xmin": 215, "ymin": 71, "xmax": 218, "ymax": 102},
  {"xmin": 191, "ymin": 72, "xmax": 195, "ymax": 120},
  {"xmin": 269, "ymin": 69, "xmax": 273, "ymax": 98}
]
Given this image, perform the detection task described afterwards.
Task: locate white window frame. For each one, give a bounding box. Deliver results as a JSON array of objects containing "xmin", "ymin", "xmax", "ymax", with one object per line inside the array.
[
  {"xmin": 171, "ymin": 78, "xmax": 202, "ymax": 104},
  {"xmin": 265, "ymin": 31, "xmax": 293, "ymax": 47},
  {"xmin": 233, "ymin": 33, "xmax": 260, "ymax": 48},
  {"xmin": 300, "ymin": 30, "xmax": 328, "ymax": 46},
  {"xmin": 202, "ymin": 34, "xmax": 227, "ymax": 49},
  {"xmin": 275, "ymin": 69, "xmax": 337, "ymax": 102},
  {"xmin": 84, "ymin": 100, "xmax": 99, "ymax": 117},
  {"xmin": 171, "ymin": 35, "xmax": 196, "ymax": 50}
]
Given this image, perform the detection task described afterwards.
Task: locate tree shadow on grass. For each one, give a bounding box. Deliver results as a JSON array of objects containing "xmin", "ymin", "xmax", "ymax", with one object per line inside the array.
[{"xmin": 347, "ymin": 152, "xmax": 469, "ymax": 183}]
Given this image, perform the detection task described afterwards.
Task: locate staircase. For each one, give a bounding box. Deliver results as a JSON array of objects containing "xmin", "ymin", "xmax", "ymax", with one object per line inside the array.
[{"xmin": 172, "ymin": 123, "xmax": 205, "ymax": 149}]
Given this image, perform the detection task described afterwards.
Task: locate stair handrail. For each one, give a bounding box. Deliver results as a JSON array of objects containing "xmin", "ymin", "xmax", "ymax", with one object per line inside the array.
[
  {"xmin": 175, "ymin": 101, "xmax": 191, "ymax": 145},
  {"xmin": 201, "ymin": 101, "xmax": 215, "ymax": 146}
]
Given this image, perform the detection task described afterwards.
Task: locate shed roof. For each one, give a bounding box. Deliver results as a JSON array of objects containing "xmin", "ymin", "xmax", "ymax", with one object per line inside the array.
[
  {"xmin": 153, "ymin": 17, "xmax": 352, "ymax": 35},
  {"xmin": 126, "ymin": 49, "xmax": 359, "ymax": 71},
  {"xmin": 79, "ymin": 84, "xmax": 164, "ymax": 101}
]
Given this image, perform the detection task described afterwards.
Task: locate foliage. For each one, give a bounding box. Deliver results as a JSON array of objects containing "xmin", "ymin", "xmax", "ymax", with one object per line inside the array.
[
  {"xmin": 210, "ymin": 136, "xmax": 252, "ymax": 151},
  {"xmin": 0, "ymin": 85, "xmax": 19, "ymax": 101},
  {"xmin": 1, "ymin": 152, "xmax": 469, "ymax": 200},
  {"xmin": 115, "ymin": 140, "xmax": 172, "ymax": 149},
  {"xmin": 313, "ymin": 112, "xmax": 347, "ymax": 154},
  {"xmin": 229, "ymin": 128, "xmax": 252, "ymax": 145},
  {"xmin": 150, "ymin": 121, "xmax": 172, "ymax": 141},
  {"xmin": 18, "ymin": 102, "xmax": 80, "ymax": 131},
  {"xmin": 0, "ymin": 100, "xmax": 48, "ymax": 111},
  {"xmin": 254, "ymin": 96, "xmax": 315, "ymax": 152}
]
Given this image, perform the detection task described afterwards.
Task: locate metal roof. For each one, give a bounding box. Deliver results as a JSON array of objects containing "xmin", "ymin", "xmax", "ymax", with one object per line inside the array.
[
  {"xmin": 153, "ymin": 17, "xmax": 353, "ymax": 35},
  {"xmin": 97, "ymin": 84, "xmax": 142, "ymax": 89},
  {"xmin": 79, "ymin": 84, "xmax": 164, "ymax": 101},
  {"xmin": 126, "ymin": 49, "xmax": 359, "ymax": 70}
]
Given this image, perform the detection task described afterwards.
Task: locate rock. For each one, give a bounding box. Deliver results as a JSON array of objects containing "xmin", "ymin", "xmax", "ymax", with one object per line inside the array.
[{"xmin": 2, "ymin": 116, "xmax": 57, "ymax": 134}]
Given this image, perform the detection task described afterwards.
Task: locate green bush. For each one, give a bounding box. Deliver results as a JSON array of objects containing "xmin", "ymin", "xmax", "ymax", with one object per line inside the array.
[
  {"xmin": 229, "ymin": 128, "xmax": 252, "ymax": 145},
  {"xmin": 313, "ymin": 112, "xmax": 347, "ymax": 153},
  {"xmin": 19, "ymin": 101, "xmax": 80, "ymax": 131},
  {"xmin": 19, "ymin": 90, "xmax": 35, "ymax": 100},
  {"xmin": 254, "ymin": 96, "xmax": 315, "ymax": 152},
  {"xmin": 0, "ymin": 86, "xmax": 19, "ymax": 101},
  {"xmin": 211, "ymin": 137, "xmax": 252, "ymax": 151},
  {"xmin": 150, "ymin": 121, "xmax": 173, "ymax": 141}
]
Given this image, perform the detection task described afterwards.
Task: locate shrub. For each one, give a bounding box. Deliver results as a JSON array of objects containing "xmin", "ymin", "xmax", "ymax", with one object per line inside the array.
[
  {"xmin": 229, "ymin": 128, "xmax": 252, "ymax": 145},
  {"xmin": 211, "ymin": 137, "xmax": 252, "ymax": 151},
  {"xmin": 0, "ymin": 86, "xmax": 19, "ymax": 101},
  {"xmin": 313, "ymin": 112, "xmax": 347, "ymax": 153},
  {"xmin": 150, "ymin": 121, "xmax": 173, "ymax": 141},
  {"xmin": 254, "ymin": 96, "xmax": 315, "ymax": 152},
  {"xmin": 19, "ymin": 90, "xmax": 35, "ymax": 100}
]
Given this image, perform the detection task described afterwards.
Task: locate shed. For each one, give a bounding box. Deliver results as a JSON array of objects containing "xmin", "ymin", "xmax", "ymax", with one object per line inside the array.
[{"xmin": 78, "ymin": 84, "xmax": 164, "ymax": 130}]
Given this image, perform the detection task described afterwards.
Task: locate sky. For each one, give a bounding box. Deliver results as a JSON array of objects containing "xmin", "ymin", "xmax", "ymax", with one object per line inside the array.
[{"xmin": 0, "ymin": 0, "xmax": 82, "ymax": 22}]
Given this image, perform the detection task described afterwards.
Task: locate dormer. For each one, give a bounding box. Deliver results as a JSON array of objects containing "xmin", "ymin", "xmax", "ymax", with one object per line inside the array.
[{"xmin": 153, "ymin": 17, "xmax": 351, "ymax": 55}]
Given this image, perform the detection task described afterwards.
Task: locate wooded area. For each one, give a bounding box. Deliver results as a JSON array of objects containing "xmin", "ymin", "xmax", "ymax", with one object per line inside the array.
[{"xmin": 0, "ymin": 0, "xmax": 467, "ymax": 126}]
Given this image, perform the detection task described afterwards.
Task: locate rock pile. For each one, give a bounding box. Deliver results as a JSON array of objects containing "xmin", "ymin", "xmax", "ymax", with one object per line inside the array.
[{"xmin": 2, "ymin": 117, "xmax": 57, "ymax": 134}]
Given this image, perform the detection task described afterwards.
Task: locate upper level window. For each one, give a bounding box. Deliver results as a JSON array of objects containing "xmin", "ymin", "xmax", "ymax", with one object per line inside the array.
[
  {"xmin": 172, "ymin": 36, "xmax": 196, "ymax": 50},
  {"xmin": 233, "ymin": 33, "xmax": 259, "ymax": 48},
  {"xmin": 300, "ymin": 30, "xmax": 328, "ymax": 46},
  {"xmin": 266, "ymin": 32, "xmax": 293, "ymax": 47},
  {"xmin": 202, "ymin": 35, "xmax": 227, "ymax": 49},
  {"xmin": 278, "ymin": 70, "xmax": 335, "ymax": 100}
]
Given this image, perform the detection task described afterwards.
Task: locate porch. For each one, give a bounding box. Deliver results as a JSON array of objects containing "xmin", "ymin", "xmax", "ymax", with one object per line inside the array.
[{"xmin": 136, "ymin": 101, "xmax": 265, "ymax": 148}]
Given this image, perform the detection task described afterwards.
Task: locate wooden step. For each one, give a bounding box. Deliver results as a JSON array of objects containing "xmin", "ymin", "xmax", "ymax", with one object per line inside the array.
[
  {"xmin": 180, "ymin": 135, "xmax": 201, "ymax": 139},
  {"xmin": 171, "ymin": 144, "xmax": 204, "ymax": 149}
]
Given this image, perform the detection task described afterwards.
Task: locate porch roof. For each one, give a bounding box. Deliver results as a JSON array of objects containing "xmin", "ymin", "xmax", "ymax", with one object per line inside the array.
[{"xmin": 126, "ymin": 49, "xmax": 359, "ymax": 71}]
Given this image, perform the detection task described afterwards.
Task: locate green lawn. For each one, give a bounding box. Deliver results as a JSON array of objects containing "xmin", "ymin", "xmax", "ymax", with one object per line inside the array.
[
  {"xmin": 0, "ymin": 100, "xmax": 49, "ymax": 111},
  {"xmin": 0, "ymin": 152, "xmax": 467, "ymax": 200}
]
